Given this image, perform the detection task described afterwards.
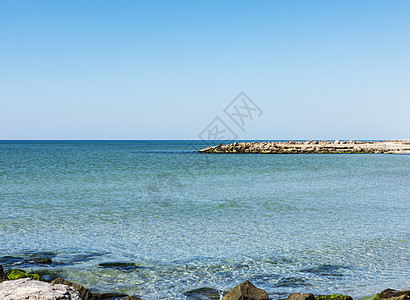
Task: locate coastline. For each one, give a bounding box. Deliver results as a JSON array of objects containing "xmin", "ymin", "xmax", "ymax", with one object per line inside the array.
[
  {"xmin": 1, "ymin": 248, "xmax": 409, "ymax": 300},
  {"xmin": 1, "ymin": 264, "xmax": 409, "ymax": 300},
  {"xmin": 199, "ymin": 140, "xmax": 410, "ymax": 154}
]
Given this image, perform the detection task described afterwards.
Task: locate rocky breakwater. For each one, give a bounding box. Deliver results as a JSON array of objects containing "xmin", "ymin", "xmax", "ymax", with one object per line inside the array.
[{"xmin": 199, "ymin": 140, "xmax": 410, "ymax": 154}]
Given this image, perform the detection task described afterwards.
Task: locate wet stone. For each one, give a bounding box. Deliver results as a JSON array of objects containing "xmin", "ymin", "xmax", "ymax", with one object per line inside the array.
[
  {"xmin": 93, "ymin": 292, "xmax": 129, "ymax": 299},
  {"xmin": 287, "ymin": 293, "xmax": 316, "ymax": 300},
  {"xmin": 64, "ymin": 252, "xmax": 106, "ymax": 265},
  {"xmin": 35, "ymin": 268, "xmax": 66, "ymax": 282},
  {"xmin": 222, "ymin": 280, "xmax": 269, "ymax": 300},
  {"xmin": 0, "ymin": 256, "xmax": 24, "ymax": 266},
  {"xmin": 184, "ymin": 287, "xmax": 222, "ymax": 299},
  {"xmin": 98, "ymin": 262, "xmax": 140, "ymax": 271},
  {"xmin": 380, "ymin": 289, "xmax": 410, "ymax": 300},
  {"xmin": 34, "ymin": 258, "xmax": 53, "ymax": 264},
  {"xmin": 23, "ymin": 251, "xmax": 56, "ymax": 260}
]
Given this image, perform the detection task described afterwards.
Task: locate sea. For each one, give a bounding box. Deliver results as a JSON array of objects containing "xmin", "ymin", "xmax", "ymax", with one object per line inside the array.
[{"xmin": 0, "ymin": 140, "xmax": 409, "ymax": 299}]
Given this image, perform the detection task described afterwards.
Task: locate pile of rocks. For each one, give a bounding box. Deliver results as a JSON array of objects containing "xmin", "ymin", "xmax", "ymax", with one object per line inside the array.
[
  {"xmin": 199, "ymin": 140, "xmax": 410, "ymax": 154},
  {"xmin": 0, "ymin": 266, "xmax": 141, "ymax": 300},
  {"xmin": 1, "ymin": 266, "xmax": 409, "ymax": 300},
  {"xmin": 219, "ymin": 280, "xmax": 409, "ymax": 300}
]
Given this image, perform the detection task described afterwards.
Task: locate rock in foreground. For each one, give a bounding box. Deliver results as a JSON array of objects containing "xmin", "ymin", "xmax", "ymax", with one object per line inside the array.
[
  {"xmin": 316, "ymin": 295, "xmax": 353, "ymax": 300},
  {"xmin": 380, "ymin": 289, "xmax": 410, "ymax": 300},
  {"xmin": 51, "ymin": 277, "xmax": 92, "ymax": 300},
  {"xmin": 222, "ymin": 280, "xmax": 269, "ymax": 300},
  {"xmin": 0, "ymin": 278, "xmax": 81, "ymax": 300},
  {"xmin": 286, "ymin": 293, "xmax": 316, "ymax": 300}
]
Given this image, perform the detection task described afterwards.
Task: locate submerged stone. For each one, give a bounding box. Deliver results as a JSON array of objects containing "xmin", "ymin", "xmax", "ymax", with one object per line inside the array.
[
  {"xmin": 0, "ymin": 255, "xmax": 24, "ymax": 265},
  {"xmin": 300, "ymin": 264, "xmax": 345, "ymax": 277},
  {"xmin": 35, "ymin": 268, "xmax": 65, "ymax": 282},
  {"xmin": 23, "ymin": 251, "xmax": 56, "ymax": 260},
  {"xmin": 275, "ymin": 276, "xmax": 312, "ymax": 288},
  {"xmin": 184, "ymin": 287, "xmax": 222, "ymax": 299},
  {"xmin": 93, "ymin": 291, "xmax": 129, "ymax": 299},
  {"xmin": 64, "ymin": 252, "xmax": 106, "ymax": 264},
  {"xmin": 98, "ymin": 262, "xmax": 140, "ymax": 270},
  {"xmin": 34, "ymin": 257, "xmax": 53, "ymax": 264}
]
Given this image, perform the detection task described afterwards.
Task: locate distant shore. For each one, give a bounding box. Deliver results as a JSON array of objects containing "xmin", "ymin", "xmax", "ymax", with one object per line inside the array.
[{"xmin": 199, "ymin": 140, "xmax": 410, "ymax": 154}]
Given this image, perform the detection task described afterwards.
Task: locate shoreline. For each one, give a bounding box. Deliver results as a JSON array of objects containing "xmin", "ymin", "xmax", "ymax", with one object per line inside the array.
[
  {"xmin": 199, "ymin": 140, "xmax": 410, "ymax": 154},
  {"xmin": 1, "ymin": 264, "xmax": 409, "ymax": 300}
]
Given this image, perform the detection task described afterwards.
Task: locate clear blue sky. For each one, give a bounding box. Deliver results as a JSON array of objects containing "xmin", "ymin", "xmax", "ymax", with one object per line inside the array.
[{"xmin": 1, "ymin": 0, "xmax": 409, "ymax": 140}]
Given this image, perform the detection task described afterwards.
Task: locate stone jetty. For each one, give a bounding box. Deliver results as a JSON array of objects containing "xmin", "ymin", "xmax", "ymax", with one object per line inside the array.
[{"xmin": 199, "ymin": 140, "xmax": 410, "ymax": 154}]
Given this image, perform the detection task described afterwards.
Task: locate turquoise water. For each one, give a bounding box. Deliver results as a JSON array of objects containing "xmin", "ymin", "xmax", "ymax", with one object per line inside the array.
[{"xmin": 0, "ymin": 141, "xmax": 409, "ymax": 299}]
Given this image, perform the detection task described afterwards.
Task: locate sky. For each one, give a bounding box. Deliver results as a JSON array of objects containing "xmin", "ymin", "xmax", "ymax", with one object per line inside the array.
[{"xmin": 0, "ymin": 0, "xmax": 409, "ymax": 140}]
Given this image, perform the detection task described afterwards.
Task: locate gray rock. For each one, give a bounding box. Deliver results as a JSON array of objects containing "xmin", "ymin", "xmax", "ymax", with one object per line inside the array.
[
  {"xmin": 0, "ymin": 278, "xmax": 81, "ymax": 300},
  {"xmin": 222, "ymin": 280, "xmax": 269, "ymax": 300},
  {"xmin": 51, "ymin": 277, "xmax": 92, "ymax": 300},
  {"xmin": 286, "ymin": 293, "xmax": 316, "ymax": 300}
]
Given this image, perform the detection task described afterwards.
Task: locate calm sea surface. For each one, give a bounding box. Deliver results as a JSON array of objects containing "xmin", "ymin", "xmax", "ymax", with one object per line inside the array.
[{"xmin": 0, "ymin": 141, "xmax": 409, "ymax": 299}]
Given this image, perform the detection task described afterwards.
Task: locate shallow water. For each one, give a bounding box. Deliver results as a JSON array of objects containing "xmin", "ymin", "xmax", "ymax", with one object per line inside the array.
[{"xmin": 0, "ymin": 140, "xmax": 409, "ymax": 299}]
